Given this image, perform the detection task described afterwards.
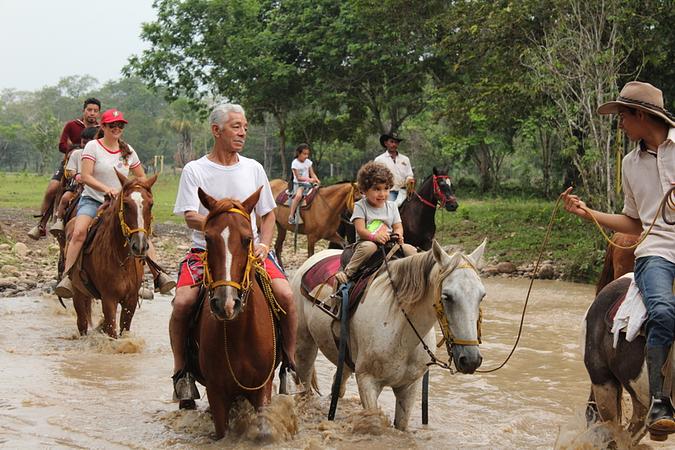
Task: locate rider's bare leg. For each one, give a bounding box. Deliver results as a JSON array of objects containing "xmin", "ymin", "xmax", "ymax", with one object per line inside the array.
[
  {"xmin": 169, "ymin": 285, "xmax": 200, "ymax": 373},
  {"xmin": 62, "ymin": 215, "xmax": 93, "ymax": 275},
  {"xmin": 271, "ymin": 278, "xmax": 297, "ymax": 368},
  {"xmin": 288, "ymin": 186, "xmax": 304, "ymax": 222}
]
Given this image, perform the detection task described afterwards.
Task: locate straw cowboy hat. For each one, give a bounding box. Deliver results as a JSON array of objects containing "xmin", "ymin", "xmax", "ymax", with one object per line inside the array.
[{"xmin": 598, "ymin": 81, "xmax": 675, "ymax": 127}]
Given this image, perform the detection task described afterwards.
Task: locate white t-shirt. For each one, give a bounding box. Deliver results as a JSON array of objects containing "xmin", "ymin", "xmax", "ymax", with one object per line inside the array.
[
  {"xmin": 374, "ymin": 151, "xmax": 414, "ymax": 189},
  {"xmin": 174, "ymin": 155, "xmax": 276, "ymax": 249},
  {"xmin": 291, "ymin": 158, "xmax": 313, "ymax": 182},
  {"xmin": 80, "ymin": 139, "xmax": 141, "ymax": 202},
  {"xmin": 65, "ymin": 149, "xmax": 83, "ymax": 175}
]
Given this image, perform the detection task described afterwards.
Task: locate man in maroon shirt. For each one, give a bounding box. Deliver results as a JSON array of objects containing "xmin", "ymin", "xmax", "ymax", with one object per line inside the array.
[{"xmin": 28, "ymin": 98, "xmax": 100, "ymax": 240}]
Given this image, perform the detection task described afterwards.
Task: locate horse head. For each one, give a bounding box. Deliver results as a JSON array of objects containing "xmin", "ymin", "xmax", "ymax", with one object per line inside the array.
[
  {"xmin": 431, "ymin": 239, "xmax": 487, "ymax": 374},
  {"xmin": 432, "ymin": 167, "xmax": 458, "ymax": 212},
  {"xmin": 198, "ymin": 187, "xmax": 261, "ymax": 322},
  {"xmin": 115, "ymin": 171, "xmax": 158, "ymax": 257}
]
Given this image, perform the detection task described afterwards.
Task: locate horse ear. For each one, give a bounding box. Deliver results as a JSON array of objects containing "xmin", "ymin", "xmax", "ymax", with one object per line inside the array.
[
  {"xmin": 144, "ymin": 173, "xmax": 158, "ymax": 188},
  {"xmin": 468, "ymin": 238, "xmax": 487, "ymax": 269},
  {"xmin": 431, "ymin": 240, "xmax": 452, "ymax": 267},
  {"xmin": 198, "ymin": 188, "xmax": 217, "ymax": 211},
  {"xmin": 242, "ymin": 187, "xmax": 262, "ymax": 214},
  {"xmin": 432, "ymin": 166, "xmax": 438, "ymax": 175},
  {"xmin": 115, "ymin": 169, "xmax": 128, "ymax": 186}
]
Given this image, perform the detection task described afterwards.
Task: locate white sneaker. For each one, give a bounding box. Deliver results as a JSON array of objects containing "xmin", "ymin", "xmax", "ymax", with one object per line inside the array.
[{"xmin": 55, "ymin": 276, "xmax": 74, "ymax": 298}]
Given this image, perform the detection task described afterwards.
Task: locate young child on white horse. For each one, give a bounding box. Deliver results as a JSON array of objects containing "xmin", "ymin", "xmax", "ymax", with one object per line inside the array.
[{"xmin": 335, "ymin": 161, "xmax": 416, "ymax": 284}]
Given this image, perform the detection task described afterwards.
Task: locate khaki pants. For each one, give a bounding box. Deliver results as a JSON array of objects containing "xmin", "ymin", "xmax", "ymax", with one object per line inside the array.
[{"xmin": 343, "ymin": 241, "xmax": 417, "ymax": 278}]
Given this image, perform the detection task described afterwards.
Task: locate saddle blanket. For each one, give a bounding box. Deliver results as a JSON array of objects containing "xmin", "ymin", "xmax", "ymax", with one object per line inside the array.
[{"xmin": 611, "ymin": 273, "xmax": 646, "ymax": 348}]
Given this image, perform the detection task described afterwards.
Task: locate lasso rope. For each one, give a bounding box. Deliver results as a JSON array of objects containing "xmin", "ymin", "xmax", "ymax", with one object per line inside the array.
[{"xmin": 581, "ymin": 185, "xmax": 675, "ymax": 250}]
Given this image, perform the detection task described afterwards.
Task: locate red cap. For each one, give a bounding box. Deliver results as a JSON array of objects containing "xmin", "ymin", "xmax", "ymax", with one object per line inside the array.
[{"xmin": 100, "ymin": 109, "xmax": 128, "ymax": 124}]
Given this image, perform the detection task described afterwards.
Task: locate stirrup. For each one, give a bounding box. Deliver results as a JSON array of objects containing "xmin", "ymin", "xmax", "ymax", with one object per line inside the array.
[
  {"xmin": 172, "ymin": 371, "xmax": 200, "ymax": 401},
  {"xmin": 155, "ymin": 272, "xmax": 176, "ymax": 294}
]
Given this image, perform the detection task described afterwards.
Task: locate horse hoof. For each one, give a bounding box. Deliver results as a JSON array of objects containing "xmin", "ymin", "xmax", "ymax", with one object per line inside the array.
[{"xmin": 649, "ymin": 431, "xmax": 668, "ymax": 441}]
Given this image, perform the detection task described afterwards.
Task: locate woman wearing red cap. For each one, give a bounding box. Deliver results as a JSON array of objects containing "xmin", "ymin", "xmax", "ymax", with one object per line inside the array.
[{"xmin": 55, "ymin": 109, "xmax": 174, "ymax": 298}]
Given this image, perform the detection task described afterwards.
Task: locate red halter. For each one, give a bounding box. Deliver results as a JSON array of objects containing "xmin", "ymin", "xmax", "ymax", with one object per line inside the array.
[{"xmin": 414, "ymin": 175, "xmax": 451, "ymax": 209}]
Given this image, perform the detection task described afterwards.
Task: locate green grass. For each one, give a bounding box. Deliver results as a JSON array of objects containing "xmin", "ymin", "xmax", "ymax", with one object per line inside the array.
[
  {"xmin": 434, "ymin": 197, "xmax": 607, "ymax": 282},
  {"xmin": 0, "ymin": 171, "xmax": 182, "ymax": 224},
  {"xmin": 0, "ymin": 172, "xmax": 607, "ymax": 282}
]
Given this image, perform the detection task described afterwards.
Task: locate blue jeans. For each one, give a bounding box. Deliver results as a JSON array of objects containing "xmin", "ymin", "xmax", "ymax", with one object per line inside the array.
[
  {"xmin": 388, "ymin": 191, "xmax": 398, "ymax": 201},
  {"xmin": 634, "ymin": 256, "xmax": 675, "ymax": 348}
]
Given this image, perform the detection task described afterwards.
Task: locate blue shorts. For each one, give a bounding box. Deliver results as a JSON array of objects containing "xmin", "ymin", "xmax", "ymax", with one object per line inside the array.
[{"xmin": 77, "ymin": 196, "xmax": 102, "ymax": 218}]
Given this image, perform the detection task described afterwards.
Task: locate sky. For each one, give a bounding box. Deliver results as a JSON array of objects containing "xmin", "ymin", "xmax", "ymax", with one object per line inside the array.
[{"xmin": 0, "ymin": 0, "xmax": 157, "ymax": 91}]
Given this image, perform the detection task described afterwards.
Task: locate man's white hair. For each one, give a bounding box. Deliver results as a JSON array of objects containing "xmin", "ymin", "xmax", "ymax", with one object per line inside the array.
[{"xmin": 209, "ymin": 103, "xmax": 246, "ymax": 129}]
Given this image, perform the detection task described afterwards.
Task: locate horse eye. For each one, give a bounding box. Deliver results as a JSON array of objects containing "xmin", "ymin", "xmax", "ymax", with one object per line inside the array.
[
  {"xmin": 242, "ymin": 237, "xmax": 252, "ymax": 247},
  {"xmin": 442, "ymin": 293, "xmax": 453, "ymax": 303}
]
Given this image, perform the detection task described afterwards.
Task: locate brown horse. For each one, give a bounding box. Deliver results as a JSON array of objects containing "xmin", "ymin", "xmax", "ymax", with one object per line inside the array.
[
  {"xmin": 595, "ymin": 232, "xmax": 639, "ymax": 294},
  {"xmin": 69, "ymin": 172, "xmax": 157, "ymax": 337},
  {"xmin": 270, "ymin": 180, "xmax": 357, "ymax": 265},
  {"xmin": 191, "ymin": 188, "xmax": 279, "ymax": 439}
]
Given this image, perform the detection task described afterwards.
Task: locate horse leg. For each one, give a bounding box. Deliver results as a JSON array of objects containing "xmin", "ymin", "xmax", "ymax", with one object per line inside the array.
[
  {"xmin": 307, "ymin": 235, "xmax": 316, "ymax": 258},
  {"xmin": 592, "ymin": 380, "xmax": 622, "ymax": 424},
  {"xmin": 295, "ymin": 305, "xmax": 319, "ymax": 395},
  {"xmin": 100, "ymin": 298, "xmax": 118, "ymax": 338},
  {"xmin": 72, "ymin": 290, "xmax": 91, "ymax": 335},
  {"xmin": 274, "ymin": 222, "xmax": 286, "ymax": 267},
  {"xmin": 627, "ymin": 388, "xmax": 648, "ymax": 442},
  {"xmin": 209, "ymin": 390, "xmax": 230, "ymax": 440},
  {"xmin": 356, "ymin": 372, "xmax": 383, "ymax": 411},
  {"xmin": 393, "ymin": 381, "xmax": 418, "ymax": 431},
  {"xmin": 119, "ymin": 297, "xmax": 138, "ymax": 335}
]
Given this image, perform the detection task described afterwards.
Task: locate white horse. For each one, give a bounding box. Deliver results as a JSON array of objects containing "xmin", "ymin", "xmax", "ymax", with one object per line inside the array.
[{"xmin": 292, "ymin": 239, "xmax": 486, "ymax": 430}]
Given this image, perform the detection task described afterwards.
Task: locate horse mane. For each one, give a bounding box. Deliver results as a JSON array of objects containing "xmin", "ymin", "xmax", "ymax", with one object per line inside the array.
[
  {"xmin": 387, "ymin": 251, "xmax": 437, "ymax": 304},
  {"xmin": 372, "ymin": 249, "xmax": 465, "ymax": 306}
]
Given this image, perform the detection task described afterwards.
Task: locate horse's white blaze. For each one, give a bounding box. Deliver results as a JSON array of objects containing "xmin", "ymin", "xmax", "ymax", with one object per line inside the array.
[
  {"xmin": 220, "ymin": 227, "xmax": 234, "ymax": 300},
  {"xmin": 130, "ymin": 191, "xmax": 144, "ymax": 230}
]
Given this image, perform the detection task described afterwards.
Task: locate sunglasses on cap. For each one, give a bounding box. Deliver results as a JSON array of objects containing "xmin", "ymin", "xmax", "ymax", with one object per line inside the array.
[{"xmin": 105, "ymin": 121, "xmax": 126, "ymax": 129}]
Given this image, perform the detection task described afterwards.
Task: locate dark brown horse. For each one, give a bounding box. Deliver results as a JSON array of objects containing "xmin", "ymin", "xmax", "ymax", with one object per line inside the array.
[
  {"xmin": 595, "ymin": 233, "xmax": 639, "ymax": 294},
  {"xmin": 69, "ymin": 172, "xmax": 157, "ymax": 337},
  {"xmin": 191, "ymin": 188, "xmax": 279, "ymax": 439},
  {"xmin": 399, "ymin": 167, "xmax": 458, "ymax": 250},
  {"xmin": 270, "ymin": 180, "xmax": 357, "ymax": 265},
  {"xmin": 584, "ymin": 277, "xmax": 655, "ymax": 444}
]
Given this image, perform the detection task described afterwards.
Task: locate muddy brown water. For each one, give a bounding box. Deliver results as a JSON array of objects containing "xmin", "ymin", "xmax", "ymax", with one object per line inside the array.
[{"xmin": 0, "ymin": 278, "xmax": 667, "ymax": 448}]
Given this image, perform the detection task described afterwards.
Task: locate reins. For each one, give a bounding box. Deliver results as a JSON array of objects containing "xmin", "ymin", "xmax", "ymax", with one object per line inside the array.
[
  {"xmin": 200, "ymin": 206, "xmax": 286, "ymax": 391},
  {"xmin": 381, "ymin": 246, "xmax": 482, "ymax": 373}
]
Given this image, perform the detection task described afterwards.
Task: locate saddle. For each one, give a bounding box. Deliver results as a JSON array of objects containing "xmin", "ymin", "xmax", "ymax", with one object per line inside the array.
[
  {"xmin": 300, "ymin": 240, "xmax": 404, "ymax": 320},
  {"xmin": 275, "ymin": 186, "xmax": 318, "ymax": 209}
]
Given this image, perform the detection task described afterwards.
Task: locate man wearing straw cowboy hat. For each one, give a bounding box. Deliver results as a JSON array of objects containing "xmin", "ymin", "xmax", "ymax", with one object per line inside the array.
[
  {"xmin": 562, "ymin": 81, "xmax": 675, "ymax": 437},
  {"xmin": 375, "ymin": 132, "xmax": 414, "ymax": 208}
]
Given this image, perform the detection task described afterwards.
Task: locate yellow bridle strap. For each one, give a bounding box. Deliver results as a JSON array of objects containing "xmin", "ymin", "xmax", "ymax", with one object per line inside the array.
[
  {"xmin": 118, "ymin": 187, "xmax": 151, "ymax": 240},
  {"xmin": 435, "ymin": 256, "xmax": 482, "ymax": 348},
  {"xmin": 201, "ymin": 207, "xmax": 255, "ymax": 294}
]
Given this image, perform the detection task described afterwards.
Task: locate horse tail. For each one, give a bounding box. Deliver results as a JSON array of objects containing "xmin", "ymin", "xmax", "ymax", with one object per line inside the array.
[
  {"xmin": 311, "ymin": 367, "xmax": 321, "ymax": 396},
  {"xmin": 595, "ymin": 243, "xmax": 614, "ymax": 296}
]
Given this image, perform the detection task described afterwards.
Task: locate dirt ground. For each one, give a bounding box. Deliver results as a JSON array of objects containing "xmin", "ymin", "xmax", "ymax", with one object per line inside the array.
[{"xmin": 0, "ymin": 207, "xmax": 325, "ymax": 297}]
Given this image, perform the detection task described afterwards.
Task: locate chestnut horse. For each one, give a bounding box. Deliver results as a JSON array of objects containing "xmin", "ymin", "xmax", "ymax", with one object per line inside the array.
[
  {"xmin": 270, "ymin": 180, "xmax": 357, "ymax": 265},
  {"xmin": 399, "ymin": 167, "xmax": 458, "ymax": 250},
  {"xmin": 69, "ymin": 172, "xmax": 157, "ymax": 337},
  {"xmin": 191, "ymin": 188, "xmax": 279, "ymax": 439},
  {"xmin": 595, "ymin": 232, "xmax": 639, "ymax": 294}
]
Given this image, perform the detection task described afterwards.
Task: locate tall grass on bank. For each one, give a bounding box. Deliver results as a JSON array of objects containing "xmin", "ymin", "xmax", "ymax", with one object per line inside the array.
[{"xmin": 0, "ymin": 172, "xmax": 607, "ymax": 283}]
